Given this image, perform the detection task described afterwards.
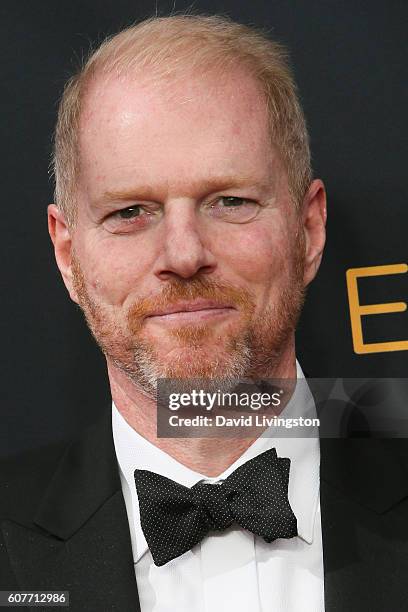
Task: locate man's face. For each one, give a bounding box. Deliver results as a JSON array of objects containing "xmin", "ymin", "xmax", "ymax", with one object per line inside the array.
[{"xmin": 54, "ymin": 66, "xmax": 317, "ymax": 392}]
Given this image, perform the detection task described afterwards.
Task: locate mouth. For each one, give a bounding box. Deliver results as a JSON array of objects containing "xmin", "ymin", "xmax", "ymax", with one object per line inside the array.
[{"xmin": 145, "ymin": 299, "xmax": 237, "ymax": 323}]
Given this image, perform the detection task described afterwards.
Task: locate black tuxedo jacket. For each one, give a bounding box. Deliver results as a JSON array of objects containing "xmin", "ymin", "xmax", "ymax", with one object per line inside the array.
[{"xmin": 2, "ymin": 399, "xmax": 408, "ymax": 611}]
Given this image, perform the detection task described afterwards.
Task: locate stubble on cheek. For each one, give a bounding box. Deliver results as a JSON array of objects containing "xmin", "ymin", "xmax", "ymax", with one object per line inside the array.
[{"xmin": 71, "ymin": 255, "xmax": 134, "ymax": 359}]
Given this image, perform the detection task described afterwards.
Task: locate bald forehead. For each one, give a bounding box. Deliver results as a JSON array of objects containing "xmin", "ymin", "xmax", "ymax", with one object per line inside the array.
[{"xmin": 79, "ymin": 63, "xmax": 269, "ymax": 135}]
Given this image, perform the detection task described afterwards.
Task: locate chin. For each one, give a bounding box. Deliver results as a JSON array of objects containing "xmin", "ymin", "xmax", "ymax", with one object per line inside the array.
[{"xmin": 151, "ymin": 339, "xmax": 251, "ymax": 380}]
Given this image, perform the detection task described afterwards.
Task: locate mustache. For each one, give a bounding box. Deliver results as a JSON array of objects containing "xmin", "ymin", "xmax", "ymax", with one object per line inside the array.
[{"xmin": 127, "ymin": 276, "xmax": 256, "ymax": 329}]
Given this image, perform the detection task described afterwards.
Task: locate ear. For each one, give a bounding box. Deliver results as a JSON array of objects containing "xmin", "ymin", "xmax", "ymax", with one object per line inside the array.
[
  {"xmin": 47, "ymin": 204, "xmax": 79, "ymax": 303},
  {"xmin": 301, "ymin": 179, "xmax": 327, "ymax": 286}
]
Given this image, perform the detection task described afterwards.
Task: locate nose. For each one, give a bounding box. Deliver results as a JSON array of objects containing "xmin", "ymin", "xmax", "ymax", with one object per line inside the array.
[{"xmin": 154, "ymin": 200, "xmax": 216, "ymax": 280}]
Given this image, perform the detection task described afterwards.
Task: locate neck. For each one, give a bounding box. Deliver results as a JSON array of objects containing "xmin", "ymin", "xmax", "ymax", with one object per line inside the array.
[{"xmin": 108, "ymin": 341, "xmax": 297, "ymax": 477}]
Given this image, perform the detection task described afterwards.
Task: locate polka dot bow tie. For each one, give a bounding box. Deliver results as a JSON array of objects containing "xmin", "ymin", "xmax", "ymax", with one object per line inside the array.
[{"xmin": 134, "ymin": 448, "xmax": 297, "ymax": 566}]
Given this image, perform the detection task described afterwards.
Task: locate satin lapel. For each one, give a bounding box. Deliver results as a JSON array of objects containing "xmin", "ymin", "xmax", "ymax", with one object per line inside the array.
[{"xmin": 1, "ymin": 408, "xmax": 140, "ymax": 612}]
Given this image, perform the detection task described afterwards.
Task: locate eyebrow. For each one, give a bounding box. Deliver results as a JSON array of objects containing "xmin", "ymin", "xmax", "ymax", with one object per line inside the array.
[{"xmin": 97, "ymin": 175, "xmax": 273, "ymax": 206}]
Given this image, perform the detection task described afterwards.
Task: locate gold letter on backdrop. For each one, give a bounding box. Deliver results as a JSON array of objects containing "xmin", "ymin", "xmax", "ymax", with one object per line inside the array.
[{"xmin": 346, "ymin": 263, "xmax": 408, "ymax": 354}]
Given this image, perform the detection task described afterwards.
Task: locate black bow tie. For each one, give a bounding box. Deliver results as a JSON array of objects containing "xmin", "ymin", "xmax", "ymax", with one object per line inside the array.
[{"xmin": 134, "ymin": 448, "xmax": 297, "ymax": 566}]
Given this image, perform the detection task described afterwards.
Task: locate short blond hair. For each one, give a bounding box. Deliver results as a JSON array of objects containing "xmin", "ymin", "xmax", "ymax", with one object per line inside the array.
[{"xmin": 52, "ymin": 14, "xmax": 312, "ymax": 226}]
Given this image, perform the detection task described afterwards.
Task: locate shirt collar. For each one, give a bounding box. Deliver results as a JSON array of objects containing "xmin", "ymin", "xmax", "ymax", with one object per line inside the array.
[{"xmin": 112, "ymin": 360, "xmax": 320, "ymax": 561}]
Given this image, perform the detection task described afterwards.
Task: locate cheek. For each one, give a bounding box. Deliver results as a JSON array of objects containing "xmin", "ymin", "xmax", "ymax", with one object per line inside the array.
[
  {"xmin": 76, "ymin": 236, "xmax": 152, "ymax": 307},
  {"xmin": 220, "ymin": 222, "xmax": 292, "ymax": 285}
]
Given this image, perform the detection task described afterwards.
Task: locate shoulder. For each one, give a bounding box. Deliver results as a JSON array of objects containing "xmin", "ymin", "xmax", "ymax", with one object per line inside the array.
[
  {"xmin": 0, "ymin": 407, "xmax": 115, "ymax": 526},
  {"xmin": 0, "ymin": 438, "xmax": 73, "ymax": 523}
]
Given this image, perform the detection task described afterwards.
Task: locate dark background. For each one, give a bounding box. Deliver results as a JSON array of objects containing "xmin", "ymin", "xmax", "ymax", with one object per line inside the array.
[{"xmin": 1, "ymin": 1, "xmax": 406, "ymax": 457}]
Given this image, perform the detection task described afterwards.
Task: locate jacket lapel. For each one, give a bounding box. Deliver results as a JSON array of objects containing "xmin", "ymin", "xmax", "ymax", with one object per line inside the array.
[
  {"xmin": 2, "ymin": 407, "xmax": 140, "ymax": 612},
  {"xmin": 320, "ymin": 434, "xmax": 408, "ymax": 611}
]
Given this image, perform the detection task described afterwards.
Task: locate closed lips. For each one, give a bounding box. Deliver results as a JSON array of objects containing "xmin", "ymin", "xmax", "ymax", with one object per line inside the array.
[{"xmin": 146, "ymin": 301, "xmax": 236, "ymax": 317}]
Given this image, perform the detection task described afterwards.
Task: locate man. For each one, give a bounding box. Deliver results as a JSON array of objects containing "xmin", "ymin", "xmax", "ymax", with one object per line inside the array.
[{"xmin": 1, "ymin": 14, "xmax": 408, "ymax": 612}]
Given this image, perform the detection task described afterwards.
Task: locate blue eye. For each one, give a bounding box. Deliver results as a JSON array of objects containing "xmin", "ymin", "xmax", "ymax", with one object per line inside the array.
[
  {"xmin": 220, "ymin": 197, "xmax": 246, "ymax": 206},
  {"xmin": 103, "ymin": 204, "xmax": 159, "ymax": 234},
  {"xmin": 205, "ymin": 196, "xmax": 260, "ymax": 223},
  {"xmin": 118, "ymin": 206, "xmax": 142, "ymax": 219}
]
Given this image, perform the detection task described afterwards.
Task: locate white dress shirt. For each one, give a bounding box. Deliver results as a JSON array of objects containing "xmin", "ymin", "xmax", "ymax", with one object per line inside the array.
[{"xmin": 112, "ymin": 363, "xmax": 325, "ymax": 612}]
